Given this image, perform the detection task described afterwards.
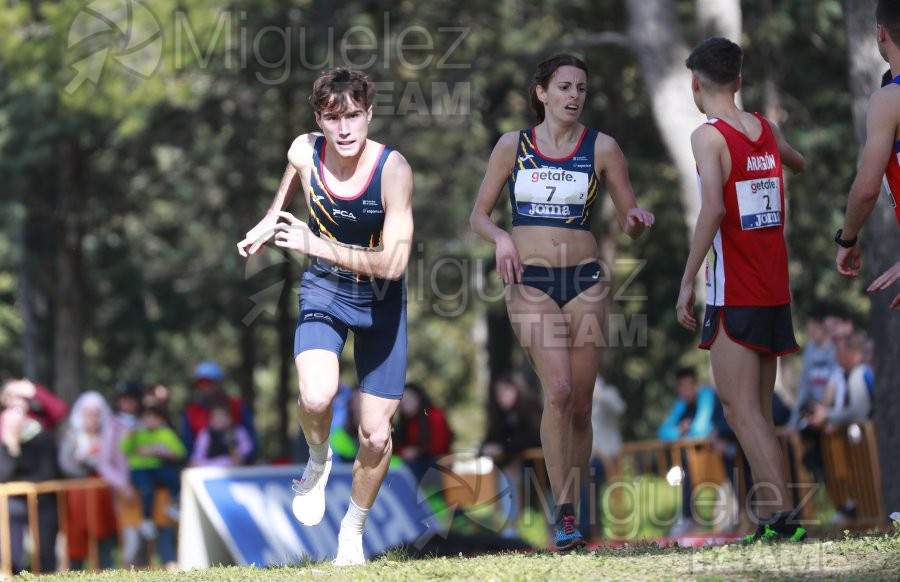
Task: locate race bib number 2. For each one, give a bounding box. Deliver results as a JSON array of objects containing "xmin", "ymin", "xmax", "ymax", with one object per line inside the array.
[
  {"xmin": 736, "ymin": 177, "xmax": 782, "ymax": 230},
  {"xmin": 514, "ymin": 169, "xmax": 589, "ymax": 220}
]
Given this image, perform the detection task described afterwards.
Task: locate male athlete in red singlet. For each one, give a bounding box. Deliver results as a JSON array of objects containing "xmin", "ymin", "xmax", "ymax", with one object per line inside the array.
[
  {"xmin": 836, "ymin": 0, "xmax": 900, "ymax": 311},
  {"xmin": 675, "ymin": 38, "xmax": 808, "ymax": 543}
]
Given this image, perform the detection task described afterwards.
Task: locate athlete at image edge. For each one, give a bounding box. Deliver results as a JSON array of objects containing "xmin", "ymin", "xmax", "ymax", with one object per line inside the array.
[
  {"xmin": 835, "ymin": 0, "xmax": 900, "ymax": 311},
  {"xmin": 470, "ymin": 54, "xmax": 654, "ymax": 551},
  {"xmin": 236, "ymin": 67, "xmax": 414, "ymax": 567}
]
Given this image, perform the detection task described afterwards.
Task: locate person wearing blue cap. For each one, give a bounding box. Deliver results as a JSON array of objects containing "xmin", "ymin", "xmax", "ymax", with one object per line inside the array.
[{"xmin": 180, "ymin": 361, "xmax": 258, "ymax": 464}]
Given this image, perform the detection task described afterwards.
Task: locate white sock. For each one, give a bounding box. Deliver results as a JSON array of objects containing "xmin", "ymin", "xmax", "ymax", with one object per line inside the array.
[
  {"xmin": 308, "ymin": 439, "xmax": 330, "ymax": 465},
  {"xmin": 340, "ymin": 498, "xmax": 369, "ymax": 536}
]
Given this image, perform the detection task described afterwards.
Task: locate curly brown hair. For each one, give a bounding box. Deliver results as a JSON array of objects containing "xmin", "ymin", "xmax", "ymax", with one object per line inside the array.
[{"xmin": 309, "ymin": 67, "xmax": 376, "ymax": 114}]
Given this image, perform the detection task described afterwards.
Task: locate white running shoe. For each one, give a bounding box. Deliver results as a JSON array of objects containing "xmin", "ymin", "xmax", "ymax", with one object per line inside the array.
[
  {"xmin": 139, "ymin": 519, "xmax": 157, "ymax": 540},
  {"xmin": 291, "ymin": 453, "xmax": 332, "ymax": 526},
  {"xmin": 165, "ymin": 503, "xmax": 181, "ymax": 522},
  {"xmin": 332, "ymin": 532, "xmax": 365, "ymax": 567}
]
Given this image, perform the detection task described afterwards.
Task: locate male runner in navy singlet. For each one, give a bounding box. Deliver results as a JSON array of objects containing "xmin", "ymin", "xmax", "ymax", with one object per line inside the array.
[{"xmin": 237, "ymin": 68, "xmax": 413, "ymax": 566}]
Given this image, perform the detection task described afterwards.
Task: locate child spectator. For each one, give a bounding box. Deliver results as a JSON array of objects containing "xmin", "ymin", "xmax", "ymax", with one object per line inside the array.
[
  {"xmin": 190, "ymin": 402, "xmax": 254, "ymax": 467},
  {"xmin": 121, "ymin": 404, "xmax": 185, "ymax": 540}
]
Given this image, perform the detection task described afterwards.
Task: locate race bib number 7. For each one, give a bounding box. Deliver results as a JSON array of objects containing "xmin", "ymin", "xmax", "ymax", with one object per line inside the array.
[
  {"xmin": 736, "ymin": 177, "xmax": 782, "ymax": 230},
  {"xmin": 514, "ymin": 169, "xmax": 589, "ymax": 220}
]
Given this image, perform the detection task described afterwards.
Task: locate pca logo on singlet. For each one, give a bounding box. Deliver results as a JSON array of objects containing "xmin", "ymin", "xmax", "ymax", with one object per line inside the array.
[{"xmin": 332, "ymin": 209, "xmax": 357, "ymax": 222}]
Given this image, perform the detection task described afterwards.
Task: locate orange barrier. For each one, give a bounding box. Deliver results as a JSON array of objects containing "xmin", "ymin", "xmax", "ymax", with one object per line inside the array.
[
  {"xmin": 820, "ymin": 420, "xmax": 884, "ymax": 527},
  {"xmin": 0, "ymin": 478, "xmax": 177, "ymax": 576},
  {"xmin": 618, "ymin": 436, "xmax": 726, "ymax": 484},
  {"xmin": 734, "ymin": 424, "xmax": 885, "ymax": 529},
  {"xmin": 0, "ymin": 477, "xmax": 108, "ymax": 576},
  {"xmin": 731, "ymin": 430, "xmax": 817, "ymax": 524},
  {"xmin": 434, "ymin": 424, "xmax": 885, "ymax": 539}
]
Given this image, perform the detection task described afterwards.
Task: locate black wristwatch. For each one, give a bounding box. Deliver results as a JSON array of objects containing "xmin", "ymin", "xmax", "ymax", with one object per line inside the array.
[{"xmin": 834, "ymin": 229, "xmax": 858, "ymax": 248}]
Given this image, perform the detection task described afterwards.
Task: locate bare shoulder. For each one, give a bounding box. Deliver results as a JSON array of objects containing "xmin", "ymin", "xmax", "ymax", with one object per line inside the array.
[
  {"xmin": 481, "ymin": 130, "xmax": 520, "ymax": 175},
  {"xmin": 383, "ymin": 149, "xmax": 413, "ymax": 183},
  {"xmin": 690, "ymin": 122, "xmax": 725, "ymax": 148},
  {"xmin": 869, "ymin": 84, "xmax": 900, "ymax": 119},
  {"xmin": 494, "ymin": 131, "xmax": 521, "ymax": 155},
  {"xmin": 382, "ymin": 149, "xmax": 413, "ymax": 211},
  {"xmin": 287, "ymin": 132, "xmax": 321, "ymax": 169},
  {"xmin": 593, "ymin": 130, "xmax": 622, "ymax": 156},
  {"xmin": 291, "ymin": 132, "xmax": 320, "ymax": 151}
]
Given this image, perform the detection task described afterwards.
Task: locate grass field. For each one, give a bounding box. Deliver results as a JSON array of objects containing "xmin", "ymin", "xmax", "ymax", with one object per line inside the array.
[{"xmin": 21, "ymin": 532, "xmax": 900, "ymax": 581}]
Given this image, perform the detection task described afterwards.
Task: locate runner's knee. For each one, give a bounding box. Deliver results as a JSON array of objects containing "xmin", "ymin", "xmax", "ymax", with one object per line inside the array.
[
  {"xmin": 722, "ymin": 400, "xmax": 760, "ymax": 431},
  {"xmin": 297, "ymin": 388, "xmax": 332, "ymax": 417},
  {"xmin": 544, "ymin": 376, "xmax": 573, "ymax": 412},
  {"xmin": 359, "ymin": 423, "xmax": 392, "ymax": 456}
]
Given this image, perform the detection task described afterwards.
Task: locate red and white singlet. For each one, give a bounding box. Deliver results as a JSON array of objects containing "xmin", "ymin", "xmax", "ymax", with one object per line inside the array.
[{"xmin": 701, "ymin": 114, "xmax": 790, "ymax": 307}]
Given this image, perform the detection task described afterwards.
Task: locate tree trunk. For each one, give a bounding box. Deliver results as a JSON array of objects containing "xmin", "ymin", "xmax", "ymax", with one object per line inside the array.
[
  {"xmin": 696, "ymin": 0, "xmax": 742, "ymax": 42},
  {"xmin": 277, "ymin": 259, "xmax": 293, "ymax": 459},
  {"xmin": 53, "ymin": 139, "xmax": 85, "ymax": 403},
  {"xmin": 238, "ymin": 319, "xmax": 256, "ymax": 409},
  {"xmin": 625, "ymin": 0, "xmax": 743, "ymax": 236},
  {"xmin": 843, "ymin": 0, "xmax": 900, "ymax": 518},
  {"xmin": 276, "ymin": 89, "xmax": 295, "ymax": 460},
  {"xmin": 625, "ymin": 0, "xmax": 705, "ymax": 235},
  {"xmin": 625, "ymin": 0, "xmax": 742, "ymax": 304},
  {"xmin": 18, "ymin": 212, "xmax": 39, "ymax": 381}
]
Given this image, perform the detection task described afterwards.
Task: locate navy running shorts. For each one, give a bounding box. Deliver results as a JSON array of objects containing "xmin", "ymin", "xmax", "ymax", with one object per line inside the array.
[
  {"xmin": 517, "ymin": 262, "xmax": 603, "ymax": 308},
  {"xmin": 699, "ymin": 304, "xmax": 799, "ymax": 357},
  {"xmin": 294, "ymin": 270, "xmax": 407, "ymax": 400}
]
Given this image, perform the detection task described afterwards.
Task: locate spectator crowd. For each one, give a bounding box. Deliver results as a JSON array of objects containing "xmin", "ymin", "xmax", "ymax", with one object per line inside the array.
[
  {"xmin": 0, "ymin": 302, "xmax": 882, "ymax": 571},
  {"xmin": 0, "ymin": 361, "xmax": 256, "ymax": 573}
]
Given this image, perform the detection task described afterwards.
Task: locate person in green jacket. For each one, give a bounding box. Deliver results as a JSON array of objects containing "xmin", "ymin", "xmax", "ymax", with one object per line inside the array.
[{"xmin": 121, "ymin": 404, "xmax": 186, "ymax": 539}]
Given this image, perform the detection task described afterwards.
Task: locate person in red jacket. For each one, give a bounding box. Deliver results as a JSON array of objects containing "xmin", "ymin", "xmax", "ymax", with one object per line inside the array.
[
  {"xmin": 392, "ymin": 383, "xmax": 453, "ymax": 486},
  {"xmin": 0, "ymin": 379, "xmax": 68, "ymax": 432}
]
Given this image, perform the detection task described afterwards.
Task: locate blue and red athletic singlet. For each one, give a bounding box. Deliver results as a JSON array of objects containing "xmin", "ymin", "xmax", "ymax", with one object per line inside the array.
[
  {"xmin": 702, "ymin": 114, "xmax": 790, "ymax": 307},
  {"xmin": 883, "ymin": 74, "xmax": 900, "ymax": 227},
  {"xmin": 306, "ymin": 136, "xmax": 392, "ymax": 283},
  {"xmin": 508, "ymin": 127, "xmax": 601, "ymax": 230}
]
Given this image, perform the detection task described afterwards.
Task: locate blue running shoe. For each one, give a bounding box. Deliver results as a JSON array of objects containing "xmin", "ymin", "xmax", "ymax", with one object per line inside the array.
[{"xmin": 554, "ymin": 515, "xmax": 586, "ymax": 551}]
